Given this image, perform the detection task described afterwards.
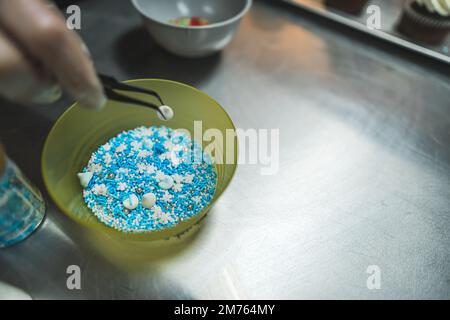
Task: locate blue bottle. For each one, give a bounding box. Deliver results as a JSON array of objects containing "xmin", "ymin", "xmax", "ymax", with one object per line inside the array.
[{"xmin": 0, "ymin": 145, "xmax": 45, "ymax": 248}]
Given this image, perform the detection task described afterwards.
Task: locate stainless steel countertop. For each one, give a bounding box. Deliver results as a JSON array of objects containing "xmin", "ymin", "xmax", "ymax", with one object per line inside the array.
[{"xmin": 0, "ymin": 0, "xmax": 449, "ymax": 299}]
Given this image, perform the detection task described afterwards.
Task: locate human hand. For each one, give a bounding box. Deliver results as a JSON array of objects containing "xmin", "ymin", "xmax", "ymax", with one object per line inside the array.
[{"xmin": 0, "ymin": 0, "xmax": 105, "ymax": 109}]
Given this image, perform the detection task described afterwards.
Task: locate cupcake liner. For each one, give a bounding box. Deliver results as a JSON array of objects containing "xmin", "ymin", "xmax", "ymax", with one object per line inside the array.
[
  {"xmin": 397, "ymin": 0, "xmax": 450, "ymax": 44},
  {"xmin": 403, "ymin": 0, "xmax": 450, "ymax": 29}
]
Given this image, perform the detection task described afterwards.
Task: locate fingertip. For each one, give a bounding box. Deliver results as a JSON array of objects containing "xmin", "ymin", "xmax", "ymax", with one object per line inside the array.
[{"xmin": 78, "ymin": 91, "xmax": 107, "ymax": 110}]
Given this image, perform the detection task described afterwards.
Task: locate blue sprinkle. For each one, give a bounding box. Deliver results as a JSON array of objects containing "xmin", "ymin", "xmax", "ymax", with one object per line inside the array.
[{"xmin": 82, "ymin": 125, "xmax": 217, "ymax": 233}]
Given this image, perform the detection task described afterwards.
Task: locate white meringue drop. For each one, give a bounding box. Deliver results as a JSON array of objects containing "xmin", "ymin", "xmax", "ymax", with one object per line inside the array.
[
  {"xmin": 77, "ymin": 172, "xmax": 93, "ymax": 188},
  {"xmin": 123, "ymin": 194, "xmax": 139, "ymax": 210},
  {"xmin": 158, "ymin": 175, "xmax": 174, "ymax": 190},
  {"xmin": 157, "ymin": 105, "xmax": 174, "ymax": 121},
  {"xmin": 142, "ymin": 193, "xmax": 157, "ymax": 208}
]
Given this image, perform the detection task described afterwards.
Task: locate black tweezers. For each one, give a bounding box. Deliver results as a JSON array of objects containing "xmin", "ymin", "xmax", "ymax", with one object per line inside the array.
[{"xmin": 98, "ymin": 73, "xmax": 166, "ymax": 119}]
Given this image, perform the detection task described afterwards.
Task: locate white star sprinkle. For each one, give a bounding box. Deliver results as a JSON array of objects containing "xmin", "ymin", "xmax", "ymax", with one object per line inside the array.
[
  {"xmin": 163, "ymin": 140, "xmax": 174, "ymax": 151},
  {"xmin": 136, "ymin": 163, "xmax": 147, "ymax": 173},
  {"xmin": 137, "ymin": 150, "xmax": 152, "ymax": 158},
  {"xmin": 92, "ymin": 184, "xmax": 108, "ymax": 196},
  {"xmin": 183, "ymin": 174, "xmax": 194, "ymax": 184},
  {"xmin": 131, "ymin": 141, "xmax": 142, "ymax": 151},
  {"xmin": 142, "ymin": 139, "xmax": 154, "ymax": 150},
  {"xmin": 93, "ymin": 204, "xmax": 106, "ymax": 215},
  {"xmin": 103, "ymin": 143, "xmax": 112, "ymax": 151},
  {"xmin": 170, "ymin": 157, "xmax": 181, "ymax": 167},
  {"xmin": 117, "ymin": 182, "xmax": 127, "ymax": 191},
  {"xmin": 87, "ymin": 154, "xmax": 97, "ymax": 165},
  {"xmin": 192, "ymin": 196, "xmax": 202, "ymax": 204},
  {"xmin": 116, "ymin": 143, "xmax": 127, "ymax": 153},
  {"xmin": 139, "ymin": 128, "xmax": 154, "ymax": 136},
  {"xmin": 89, "ymin": 163, "xmax": 103, "ymax": 173},
  {"xmin": 103, "ymin": 153, "xmax": 112, "ymax": 165},
  {"xmin": 172, "ymin": 183, "xmax": 183, "ymax": 192},
  {"xmin": 158, "ymin": 127, "xmax": 169, "ymax": 138},
  {"xmin": 161, "ymin": 191, "xmax": 173, "ymax": 202},
  {"xmin": 83, "ymin": 190, "xmax": 92, "ymax": 197},
  {"xmin": 146, "ymin": 164, "xmax": 156, "ymax": 174},
  {"xmin": 172, "ymin": 174, "xmax": 183, "ymax": 184},
  {"xmin": 158, "ymin": 152, "xmax": 171, "ymax": 161},
  {"xmin": 159, "ymin": 212, "xmax": 173, "ymax": 224},
  {"xmin": 151, "ymin": 205, "xmax": 163, "ymax": 218}
]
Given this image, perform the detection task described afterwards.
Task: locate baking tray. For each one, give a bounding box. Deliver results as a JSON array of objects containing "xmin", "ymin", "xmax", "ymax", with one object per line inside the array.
[{"xmin": 280, "ymin": 0, "xmax": 450, "ymax": 64}]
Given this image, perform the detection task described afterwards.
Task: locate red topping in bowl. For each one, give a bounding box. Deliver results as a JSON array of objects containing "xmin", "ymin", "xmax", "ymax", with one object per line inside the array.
[{"xmin": 169, "ymin": 16, "xmax": 210, "ymax": 26}]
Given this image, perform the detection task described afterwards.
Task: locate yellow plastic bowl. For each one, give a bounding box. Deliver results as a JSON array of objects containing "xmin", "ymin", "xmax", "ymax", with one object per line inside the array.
[{"xmin": 42, "ymin": 79, "xmax": 237, "ymax": 241}]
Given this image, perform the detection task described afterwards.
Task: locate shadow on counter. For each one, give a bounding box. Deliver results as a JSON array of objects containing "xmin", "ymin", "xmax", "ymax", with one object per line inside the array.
[
  {"xmin": 114, "ymin": 26, "xmax": 223, "ymax": 86},
  {"xmin": 0, "ymin": 98, "xmax": 57, "ymax": 191}
]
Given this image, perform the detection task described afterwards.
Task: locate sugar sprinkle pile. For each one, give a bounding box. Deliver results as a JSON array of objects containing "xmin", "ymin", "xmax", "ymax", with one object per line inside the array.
[{"xmin": 79, "ymin": 126, "xmax": 217, "ymax": 233}]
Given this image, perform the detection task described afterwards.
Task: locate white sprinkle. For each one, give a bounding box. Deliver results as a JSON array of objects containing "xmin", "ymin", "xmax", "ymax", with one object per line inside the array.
[
  {"xmin": 143, "ymin": 139, "xmax": 154, "ymax": 150},
  {"xmin": 159, "ymin": 212, "xmax": 173, "ymax": 224},
  {"xmin": 158, "ymin": 175, "xmax": 174, "ymax": 190},
  {"xmin": 172, "ymin": 183, "xmax": 183, "ymax": 192},
  {"xmin": 170, "ymin": 157, "xmax": 181, "ymax": 167},
  {"xmin": 123, "ymin": 194, "xmax": 139, "ymax": 210},
  {"xmin": 142, "ymin": 193, "xmax": 157, "ymax": 208},
  {"xmin": 89, "ymin": 163, "xmax": 103, "ymax": 174},
  {"xmin": 146, "ymin": 164, "xmax": 156, "ymax": 174},
  {"xmin": 161, "ymin": 191, "xmax": 173, "ymax": 202},
  {"xmin": 131, "ymin": 141, "xmax": 142, "ymax": 150},
  {"xmin": 172, "ymin": 174, "xmax": 183, "ymax": 184},
  {"xmin": 152, "ymin": 205, "xmax": 163, "ymax": 218},
  {"xmin": 158, "ymin": 152, "xmax": 172, "ymax": 161},
  {"xmin": 116, "ymin": 143, "xmax": 127, "ymax": 153},
  {"xmin": 157, "ymin": 105, "xmax": 174, "ymax": 121},
  {"xmin": 183, "ymin": 174, "xmax": 194, "ymax": 184},
  {"xmin": 137, "ymin": 163, "xmax": 147, "ymax": 173},
  {"xmin": 117, "ymin": 182, "xmax": 127, "ymax": 191},
  {"xmin": 155, "ymin": 171, "xmax": 166, "ymax": 181},
  {"xmin": 77, "ymin": 172, "xmax": 93, "ymax": 188},
  {"xmin": 103, "ymin": 153, "xmax": 112, "ymax": 165},
  {"xmin": 192, "ymin": 196, "xmax": 202, "ymax": 204},
  {"xmin": 163, "ymin": 140, "xmax": 174, "ymax": 151},
  {"xmin": 139, "ymin": 127, "xmax": 154, "ymax": 136},
  {"xmin": 137, "ymin": 150, "xmax": 152, "ymax": 158},
  {"xmin": 157, "ymin": 127, "xmax": 169, "ymax": 137},
  {"xmin": 92, "ymin": 184, "xmax": 108, "ymax": 196},
  {"xmin": 83, "ymin": 189, "xmax": 92, "ymax": 197}
]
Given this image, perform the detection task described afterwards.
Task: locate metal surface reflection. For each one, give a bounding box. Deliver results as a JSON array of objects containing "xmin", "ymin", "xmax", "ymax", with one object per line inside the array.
[
  {"xmin": 0, "ymin": 0, "xmax": 449, "ymax": 299},
  {"xmin": 282, "ymin": 0, "xmax": 450, "ymax": 63}
]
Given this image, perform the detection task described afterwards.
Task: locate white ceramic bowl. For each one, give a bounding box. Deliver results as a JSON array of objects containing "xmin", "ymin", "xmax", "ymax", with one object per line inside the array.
[{"xmin": 131, "ymin": 0, "xmax": 252, "ymax": 58}]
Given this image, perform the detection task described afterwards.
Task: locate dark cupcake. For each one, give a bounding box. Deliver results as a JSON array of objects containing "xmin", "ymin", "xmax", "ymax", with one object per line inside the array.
[
  {"xmin": 325, "ymin": 0, "xmax": 370, "ymax": 15},
  {"xmin": 397, "ymin": 0, "xmax": 450, "ymax": 45}
]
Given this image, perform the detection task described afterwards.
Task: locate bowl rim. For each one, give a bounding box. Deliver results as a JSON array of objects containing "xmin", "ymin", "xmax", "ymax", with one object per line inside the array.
[
  {"xmin": 41, "ymin": 78, "xmax": 239, "ymax": 240},
  {"xmin": 131, "ymin": 0, "xmax": 252, "ymax": 30}
]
